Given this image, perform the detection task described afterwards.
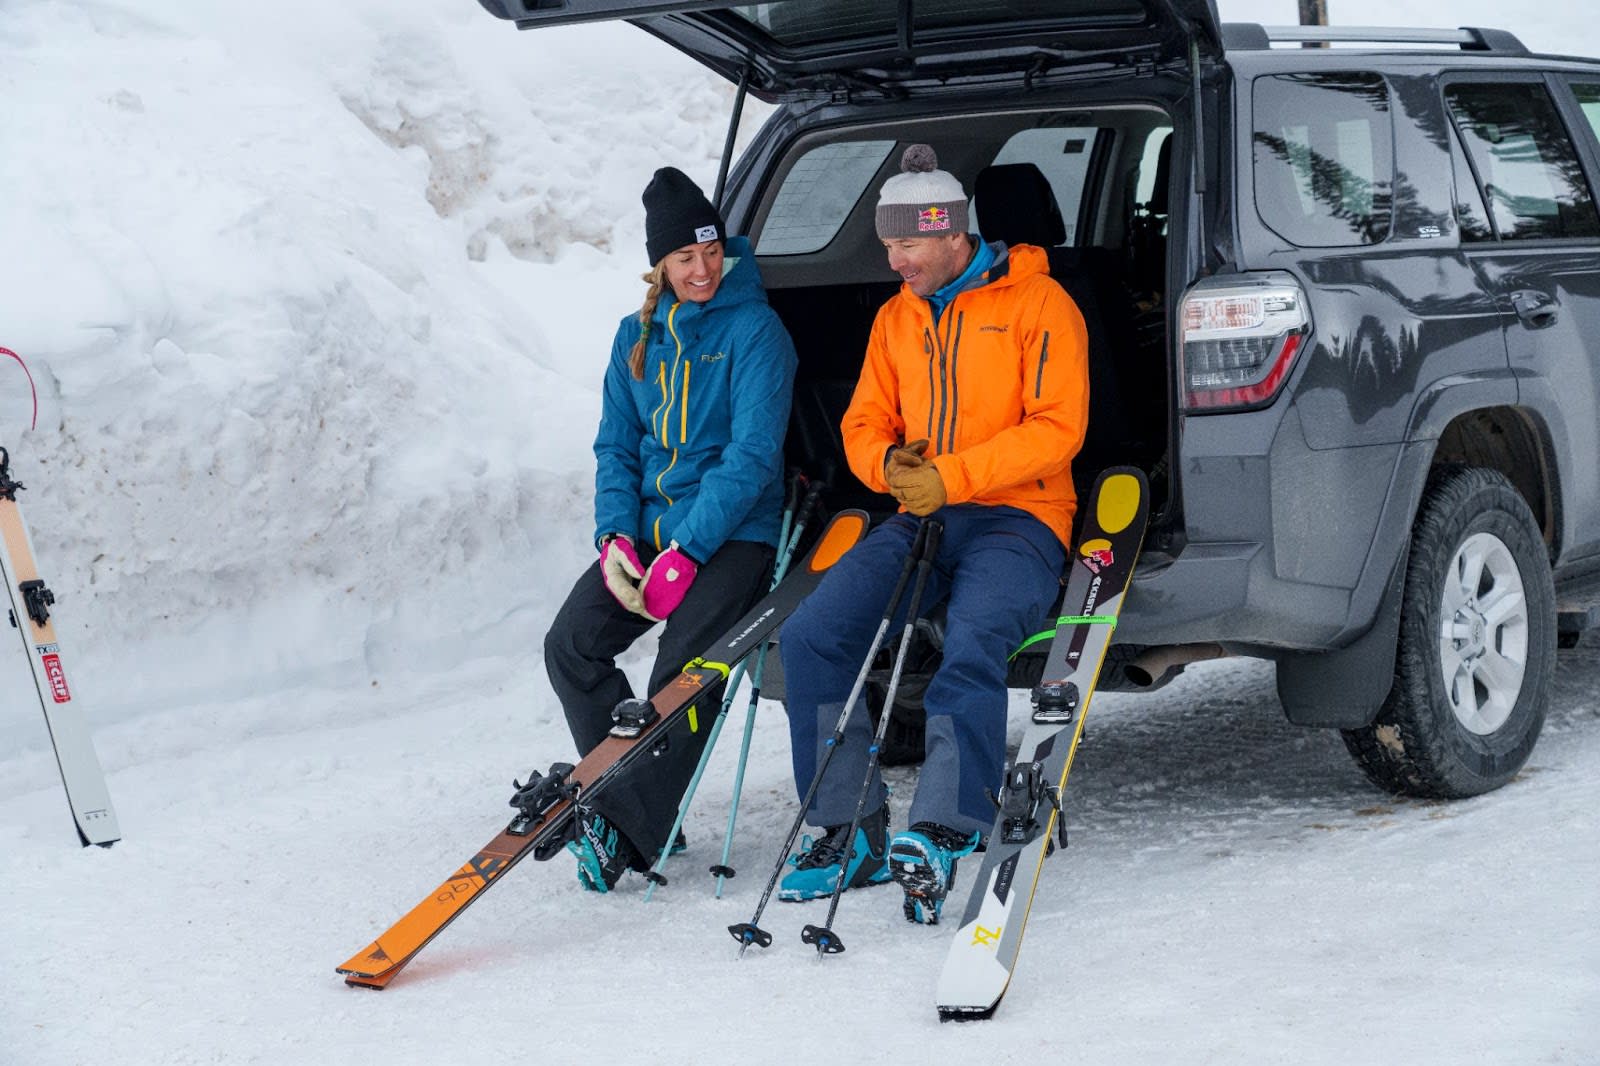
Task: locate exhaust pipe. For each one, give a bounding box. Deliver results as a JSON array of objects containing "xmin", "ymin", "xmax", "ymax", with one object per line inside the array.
[{"xmin": 1123, "ymin": 643, "xmax": 1228, "ymax": 689}]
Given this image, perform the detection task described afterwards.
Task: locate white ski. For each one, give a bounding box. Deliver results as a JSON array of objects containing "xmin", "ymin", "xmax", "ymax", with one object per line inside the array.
[{"xmin": 0, "ymin": 447, "xmax": 119, "ymax": 847}]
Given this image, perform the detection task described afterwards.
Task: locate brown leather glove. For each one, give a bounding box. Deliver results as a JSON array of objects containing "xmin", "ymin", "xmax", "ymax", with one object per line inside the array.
[
  {"xmin": 888, "ymin": 461, "xmax": 947, "ymax": 516},
  {"xmin": 884, "ymin": 438, "xmax": 929, "ymax": 479}
]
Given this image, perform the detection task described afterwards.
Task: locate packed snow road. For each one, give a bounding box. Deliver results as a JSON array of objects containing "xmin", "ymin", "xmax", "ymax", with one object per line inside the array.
[{"xmin": 2, "ymin": 632, "xmax": 1595, "ymax": 1065}]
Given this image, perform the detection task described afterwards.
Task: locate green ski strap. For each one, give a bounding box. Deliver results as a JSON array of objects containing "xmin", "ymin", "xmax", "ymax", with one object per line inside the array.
[{"xmin": 1009, "ymin": 614, "xmax": 1119, "ymax": 660}]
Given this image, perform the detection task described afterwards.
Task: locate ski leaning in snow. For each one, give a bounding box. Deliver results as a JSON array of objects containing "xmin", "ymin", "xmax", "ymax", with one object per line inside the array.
[
  {"xmin": 337, "ymin": 507, "xmax": 869, "ymax": 989},
  {"xmin": 935, "ymin": 467, "xmax": 1147, "ymax": 1021},
  {"xmin": 0, "ymin": 447, "xmax": 120, "ymax": 848}
]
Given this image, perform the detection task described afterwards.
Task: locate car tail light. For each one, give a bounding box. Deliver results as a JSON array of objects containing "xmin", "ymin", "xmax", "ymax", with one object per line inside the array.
[{"xmin": 1179, "ymin": 275, "xmax": 1309, "ymax": 412}]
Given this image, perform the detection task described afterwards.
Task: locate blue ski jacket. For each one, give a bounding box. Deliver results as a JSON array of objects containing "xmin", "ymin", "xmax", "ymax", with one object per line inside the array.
[{"xmin": 593, "ymin": 236, "xmax": 796, "ymax": 562}]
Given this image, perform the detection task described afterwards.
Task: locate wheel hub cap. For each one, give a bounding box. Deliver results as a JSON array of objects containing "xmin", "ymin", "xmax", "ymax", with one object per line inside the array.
[{"xmin": 1438, "ymin": 531, "xmax": 1529, "ymax": 736}]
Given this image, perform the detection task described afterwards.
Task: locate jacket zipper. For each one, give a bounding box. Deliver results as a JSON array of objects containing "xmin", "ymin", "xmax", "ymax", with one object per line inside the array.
[
  {"xmin": 1035, "ymin": 330, "xmax": 1051, "ymax": 399},
  {"xmin": 947, "ymin": 311, "xmax": 964, "ymax": 451},
  {"xmin": 652, "ymin": 303, "xmax": 686, "ymax": 547},
  {"xmin": 680, "ymin": 360, "xmax": 691, "ymax": 444}
]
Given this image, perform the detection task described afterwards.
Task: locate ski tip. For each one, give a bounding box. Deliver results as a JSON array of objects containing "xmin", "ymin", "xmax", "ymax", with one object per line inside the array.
[
  {"xmin": 1094, "ymin": 470, "xmax": 1145, "ymax": 535},
  {"xmin": 807, "ymin": 509, "xmax": 867, "ymax": 573}
]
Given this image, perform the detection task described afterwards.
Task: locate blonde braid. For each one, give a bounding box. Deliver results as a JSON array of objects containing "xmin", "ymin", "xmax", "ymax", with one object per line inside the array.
[{"xmin": 629, "ymin": 262, "xmax": 668, "ymax": 381}]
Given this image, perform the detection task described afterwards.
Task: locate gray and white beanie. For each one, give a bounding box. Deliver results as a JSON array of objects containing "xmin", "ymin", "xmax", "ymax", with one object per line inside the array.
[{"xmin": 874, "ymin": 144, "xmax": 969, "ymax": 239}]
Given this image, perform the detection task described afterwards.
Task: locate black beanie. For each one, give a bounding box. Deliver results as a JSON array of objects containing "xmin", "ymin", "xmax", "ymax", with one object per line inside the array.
[{"xmin": 643, "ymin": 167, "xmax": 724, "ymax": 265}]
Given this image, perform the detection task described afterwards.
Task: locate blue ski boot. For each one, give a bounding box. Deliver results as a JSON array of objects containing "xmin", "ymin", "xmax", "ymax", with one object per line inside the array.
[
  {"xmin": 778, "ymin": 804, "xmax": 892, "ymax": 901},
  {"xmin": 889, "ymin": 821, "xmax": 980, "ymax": 925},
  {"xmin": 566, "ymin": 810, "xmax": 640, "ymax": 894}
]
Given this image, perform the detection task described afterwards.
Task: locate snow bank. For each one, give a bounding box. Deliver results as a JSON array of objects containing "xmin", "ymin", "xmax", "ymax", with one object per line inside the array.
[{"xmin": 0, "ymin": 0, "xmax": 759, "ymax": 725}]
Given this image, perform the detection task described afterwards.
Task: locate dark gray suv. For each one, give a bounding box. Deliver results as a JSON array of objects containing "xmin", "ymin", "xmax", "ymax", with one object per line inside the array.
[{"xmin": 480, "ymin": 0, "xmax": 1600, "ymax": 799}]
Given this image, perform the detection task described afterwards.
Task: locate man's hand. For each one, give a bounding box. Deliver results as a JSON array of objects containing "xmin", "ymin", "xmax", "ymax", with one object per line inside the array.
[
  {"xmin": 884, "ymin": 438, "xmax": 929, "ymax": 478},
  {"xmin": 888, "ymin": 460, "xmax": 946, "ymax": 516}
]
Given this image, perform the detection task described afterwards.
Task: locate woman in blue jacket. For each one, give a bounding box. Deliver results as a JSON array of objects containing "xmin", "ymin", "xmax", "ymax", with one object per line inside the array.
[{"xmin": 543, "ymin": 167, "xmax": 797, "ymax": 893}]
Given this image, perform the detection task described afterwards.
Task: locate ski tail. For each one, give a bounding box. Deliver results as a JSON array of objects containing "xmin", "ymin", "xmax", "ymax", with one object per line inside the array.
[
  {"xmin": 337, "ymin": 508, "xmax": 870, "ymax": 988},
  {"xmin": 934, "ymin": 468, "xmax": 1148, "ymax": 1020}
]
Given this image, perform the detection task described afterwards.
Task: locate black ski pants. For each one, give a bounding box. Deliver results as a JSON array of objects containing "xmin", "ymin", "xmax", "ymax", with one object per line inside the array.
[{"xmin": 543, "ymin": 539, "xmax": 774, "ymax": 867}]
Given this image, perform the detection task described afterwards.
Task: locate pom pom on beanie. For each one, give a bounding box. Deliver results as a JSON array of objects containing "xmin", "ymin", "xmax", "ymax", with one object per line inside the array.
[{"xmin": 875, "ymin": 143, "xmax": 968, "ymax": 239}]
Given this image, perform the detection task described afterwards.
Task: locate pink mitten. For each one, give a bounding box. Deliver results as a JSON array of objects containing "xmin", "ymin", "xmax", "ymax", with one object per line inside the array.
[
  {"xmin": 640, "ymin": 542, "xmax": 699, "ymax": 621},
  {"xmin": 599, "ymin": 535, "xmax": 646, "ymax": 615}
]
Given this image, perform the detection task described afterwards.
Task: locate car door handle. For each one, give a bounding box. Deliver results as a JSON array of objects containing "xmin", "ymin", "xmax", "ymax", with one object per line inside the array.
[{"xmin": 1510, "ymin": 289, "xmax": 1559, "ymax": 329}]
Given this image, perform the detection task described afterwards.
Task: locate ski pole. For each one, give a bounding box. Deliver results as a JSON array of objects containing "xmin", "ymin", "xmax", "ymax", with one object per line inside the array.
[
  {"xmin": 802, "ymin": 519, "xmax": 943, "ymax": 956},
  {"xmin": 639, "ymin": 474, "xmax": 816, "ymax": 899},
  {"xmin": 728, "ymin": 518, "xmax": 931, "ymax": 957},
  {"xmin": 710, "ymin": 478, "xmax": 827, "ymax": 896}
]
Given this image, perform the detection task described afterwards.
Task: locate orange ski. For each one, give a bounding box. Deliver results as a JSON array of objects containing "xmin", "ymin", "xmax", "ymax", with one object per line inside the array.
[{"xmin": 338, "ymin": 508, "xmax": 867, "ymax": 988}]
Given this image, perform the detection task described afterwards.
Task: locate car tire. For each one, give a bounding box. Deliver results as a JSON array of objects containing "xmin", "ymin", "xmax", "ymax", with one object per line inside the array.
[{"xmin": 1342, "ymin": 465, "xmax": 1554, "ymax": 798}]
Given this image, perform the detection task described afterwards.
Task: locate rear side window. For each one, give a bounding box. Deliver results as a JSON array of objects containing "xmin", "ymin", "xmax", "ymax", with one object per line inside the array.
[
  {"xmin": 1569, "ymin": 82, "xmax": 1600, "ymax": 142},
  {"xmin": 1449, "ymin": 123, "xmax": 1495, "ymax": 244},
  {"xmin": 980, "ymin": 127, "xmax": 1100, "ymax": 245},
  {"xmin": 757, "ymin": 140, "xmax": 896, "ymax": 256},
  {"xmin": 1252, "ymin": 72, "xmax": 1394, "ymax": 247},
  {"xmin": 1444, "ymin": 82, "xmax": 1600, "ymax": 242}
]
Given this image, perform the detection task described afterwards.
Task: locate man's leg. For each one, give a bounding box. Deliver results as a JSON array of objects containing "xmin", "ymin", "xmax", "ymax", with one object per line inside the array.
[
  {"xmin": 779, "ymin": 515, "xmax": 939, "ymax": 825},
  {"xmin": 909, "ymin": 510, "xmax": 1065, "ymax": 835}
]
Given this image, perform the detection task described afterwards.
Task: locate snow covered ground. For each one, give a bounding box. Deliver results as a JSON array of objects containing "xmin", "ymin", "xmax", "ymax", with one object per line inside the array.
[{"xmin": 2, "ymin": 0, "xmax": 1598, "ymax": 1062}]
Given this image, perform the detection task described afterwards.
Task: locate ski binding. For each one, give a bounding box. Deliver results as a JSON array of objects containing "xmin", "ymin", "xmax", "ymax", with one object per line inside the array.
[
  {"xmin": 506, "ymin": 762, "xmax": 577, "ymax": 836},
  {"xmin": 609, "ymin": 698, "xmax": 659, "ymax": 738}
]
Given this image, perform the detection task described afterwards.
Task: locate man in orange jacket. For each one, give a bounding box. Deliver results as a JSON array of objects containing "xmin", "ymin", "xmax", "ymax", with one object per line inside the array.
[{"xmin": 778, "ymin": 145, "xmax": 1090, "ymax": 926}]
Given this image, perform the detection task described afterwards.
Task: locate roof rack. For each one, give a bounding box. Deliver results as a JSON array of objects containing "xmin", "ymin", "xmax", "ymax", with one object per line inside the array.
[{"xmin": 1221, "ymin": 23, "xmax": 1529, "ymax": 56}]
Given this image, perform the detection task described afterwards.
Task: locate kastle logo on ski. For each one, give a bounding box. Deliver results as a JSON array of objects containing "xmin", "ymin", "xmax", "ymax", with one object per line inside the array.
[{"xmin": 727, "ymin": 606, "xmax": 777, "ymax": 650}]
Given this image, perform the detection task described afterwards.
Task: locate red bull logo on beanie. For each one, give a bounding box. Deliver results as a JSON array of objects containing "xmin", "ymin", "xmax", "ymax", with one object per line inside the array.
[{"xmin": 918, "ymin": 206, "xmax": 952, "ymax": 232}]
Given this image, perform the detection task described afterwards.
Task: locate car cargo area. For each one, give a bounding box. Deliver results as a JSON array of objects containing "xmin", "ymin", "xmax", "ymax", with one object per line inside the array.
[{"xmin": 747, "ymin": 105, "xmax": 1176, "ymax": 531}]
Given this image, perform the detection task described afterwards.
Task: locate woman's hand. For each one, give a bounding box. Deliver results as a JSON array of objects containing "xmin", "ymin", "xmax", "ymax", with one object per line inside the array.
[
  {"xmin": 599, "ymin": 534, "xmax": 647, "ymax": 615},
  {"xmin": 640, "ymin": 542, "xmax": 699, "ymax": 621}
]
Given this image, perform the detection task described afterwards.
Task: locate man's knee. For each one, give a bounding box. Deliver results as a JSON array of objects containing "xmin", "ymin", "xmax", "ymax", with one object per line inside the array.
[{"xmin": 779, "ymin": 600, "xmax": 827, "ymax": 666}]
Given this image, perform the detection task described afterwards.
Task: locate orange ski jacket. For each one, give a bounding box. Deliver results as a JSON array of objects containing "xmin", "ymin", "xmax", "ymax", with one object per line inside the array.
[{"xmin": 842, "ymin": 243, "xmax": 1089, "ymax": 546}]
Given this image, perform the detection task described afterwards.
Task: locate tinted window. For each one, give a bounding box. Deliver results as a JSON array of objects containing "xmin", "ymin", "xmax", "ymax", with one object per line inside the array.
[
  {"xmin": 1449, "ymin": 124, "xmax": 1494, "ymax": 243},
  {"xmin": 1253, "ymin": 73, "xmax": 1395, "ymax": 247},
  {"xmin": 1572, "ymin": 82, "xmax": 1600, "ymax": 141},
  {"xmin": 979, "ymin": 127, "xmax": 1101, "ymax": 245},
  {"xmin": 756, "ymin": 140, "xmax": 896, "ymax": 256},
  {"xmin": 1445, "ymin": 82, "xmax": 1600, "ymax": 241}
]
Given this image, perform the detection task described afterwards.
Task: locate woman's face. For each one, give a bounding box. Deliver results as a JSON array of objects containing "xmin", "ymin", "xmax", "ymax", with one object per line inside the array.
[{"xmin": 663, "ymin": 240, "xmax": 724, "ymax": 304}]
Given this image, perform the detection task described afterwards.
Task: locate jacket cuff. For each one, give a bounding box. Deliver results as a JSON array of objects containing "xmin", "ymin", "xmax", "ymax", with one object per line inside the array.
[{"xmin": 930, "ymin": 454, "xmax": 970, "ymax": 503}]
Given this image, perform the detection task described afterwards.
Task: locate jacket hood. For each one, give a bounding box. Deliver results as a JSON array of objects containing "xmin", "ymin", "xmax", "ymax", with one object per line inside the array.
[{"xmin": 656, "ymin": 235, "xmax": 766, "ymax": 324}]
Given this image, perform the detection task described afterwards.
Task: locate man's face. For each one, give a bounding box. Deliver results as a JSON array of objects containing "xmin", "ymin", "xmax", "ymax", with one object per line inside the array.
[
  {"xmin": 663, "ymin": 240, "xmax": 724, "ymax": 303},
  {"xmin": 882, "ymin": 233, "xmax": 970, "ymax": 298}
]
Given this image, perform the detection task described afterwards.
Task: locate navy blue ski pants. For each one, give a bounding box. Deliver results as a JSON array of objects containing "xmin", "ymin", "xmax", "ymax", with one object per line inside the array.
[{"xmin": 779, "ymin": 505, "xmax": 1064, "ymax": 836}]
